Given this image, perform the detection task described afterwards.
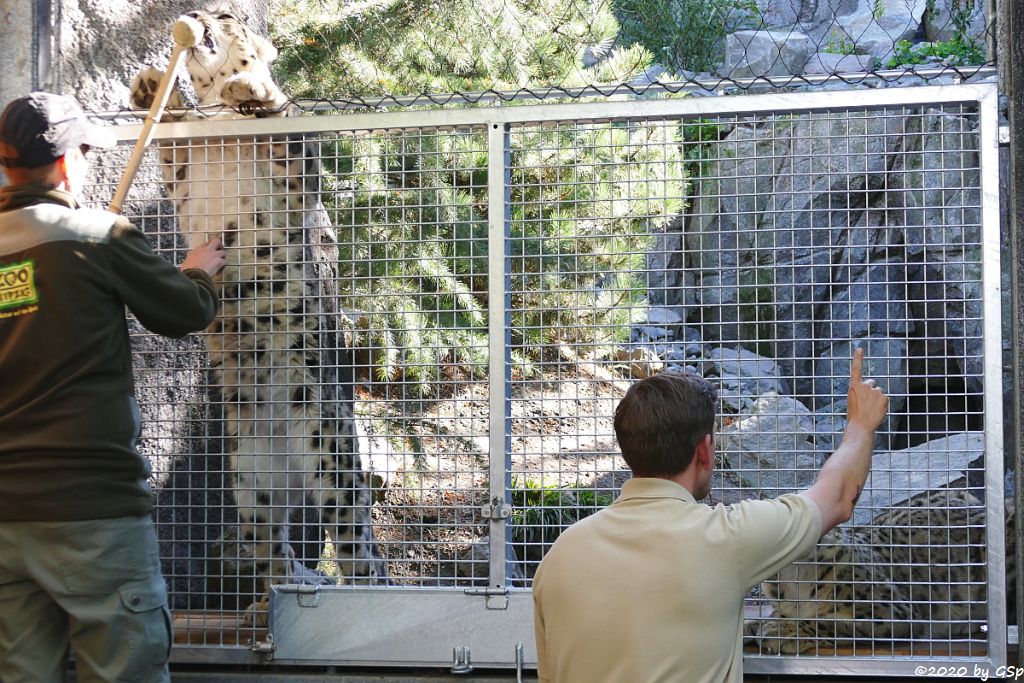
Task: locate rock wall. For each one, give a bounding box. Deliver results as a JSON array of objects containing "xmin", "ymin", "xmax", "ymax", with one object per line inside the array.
[
  {"xmin": 643, "ymin": 100, "xmax": 997, "ymax": 505},
  {"xmin": 705, "ymin": 0, "xmax": 990, "ymax": 82},
  {"xmin": 0, "ymin": 0, "xmax": 35, "ymax": 101}
]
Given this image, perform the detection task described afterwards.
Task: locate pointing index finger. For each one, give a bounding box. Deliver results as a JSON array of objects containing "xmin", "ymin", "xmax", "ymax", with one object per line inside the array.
[{"xmin": 850, "ymin": 347, "xmax": 864, "ymax": 384}]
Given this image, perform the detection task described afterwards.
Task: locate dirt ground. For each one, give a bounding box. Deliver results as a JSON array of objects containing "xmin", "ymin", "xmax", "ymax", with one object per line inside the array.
[{"xmin": 360, "ymin": 369, "xmax": 749, "ymax": 585}]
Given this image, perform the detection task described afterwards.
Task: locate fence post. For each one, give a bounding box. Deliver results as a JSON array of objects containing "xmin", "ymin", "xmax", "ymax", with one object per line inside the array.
[
  {"xmin": 487, "ymin": 121, "xmax": 514, "ymax": 597},
  {"xmin": 1001, "ymin": 0, "xmax": 1024, "ymax": 646}
]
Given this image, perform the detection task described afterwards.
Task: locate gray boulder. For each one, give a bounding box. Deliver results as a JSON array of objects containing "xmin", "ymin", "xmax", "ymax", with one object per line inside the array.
[
  {"xmin": 646, "ymin": 306, "xmax": 685, "ymax": 327},
  {"xmin": 822, "ymin": 259, "xmax": 917, "ymax": 340},
  {"xmin": 718, "ymin": 393, "xmax": 821, "ymax": 496},
  {"xmin": 721, "ymin": 30, "xmax": 815, "ymax": 79},
  {"xmin": 797, "ymin": 0, "xmax": 930, "ymax": 64},
  {"xmin": 804, "ymin": 51, "xmax": 876, "ymax": 74},
  {"xmin": 924, "ymin": 0, "xmax": 987, "ymax": 43},
  {"xmin": 854, "ymin": 432, "xmax": 985, "ymax": 523},
  {"xmin": 814, "ymin": 337, "xmax": 909, "ymax": 448},
  {"xmin": 708, "ymin": 347, "xmax": 791, "ymax": 412}
]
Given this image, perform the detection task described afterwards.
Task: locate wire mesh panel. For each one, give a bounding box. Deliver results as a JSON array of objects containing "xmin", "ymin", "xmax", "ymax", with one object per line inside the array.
[
  {"xmin": 89, "ymin": 83, "xmax": 1005, "ymax": 673},
  {"xmin": 504, "ymin": 91, "xmax": 1006, "ymax": 673},
  {"xmin": 98, "ymin": 124, "xmax": 496, "ymax": 655}
]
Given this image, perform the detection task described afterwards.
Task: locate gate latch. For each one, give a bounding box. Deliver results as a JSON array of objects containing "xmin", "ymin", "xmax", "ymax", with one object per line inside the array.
[{"xmin": 250, "ymin": 634, "xmax": 275, "ymax": 658}]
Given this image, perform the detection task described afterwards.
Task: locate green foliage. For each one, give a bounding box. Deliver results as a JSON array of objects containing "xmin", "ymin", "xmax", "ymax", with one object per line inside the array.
[
  {"xmin": 271, "ymin": 0, "xmax": 635, "ymax": 100},
  {"xmin": 949, "ymin": 0, "xmax": 977, "ymax": 38},
  {"xmin": 327, "ymin": 132, "xmax": 490, "ymax": 391},
  {"xmin": 886, "ymin": 37, "xmax": 984, "ymax": 68},
  {"xmin": 510, "ymin": 478, "xmax": 614, "ymax": 571},
  {"xmin": 612, "ymin": 0, "xmax": 757, "ymax": 74},
  {"xmin": 328, "ymin": 119, "xmax": 687, "ymax": 389},
  {"xmin": 825, "ymin": 30, "xmax": 857, "ymax": 57},
  {"xmin": 268, "ymin": 2, "xmax": 688, "ymax": 392},
  {"xmin": 509, "ymin": 122, "xmax": 686, "ymax": 358}
]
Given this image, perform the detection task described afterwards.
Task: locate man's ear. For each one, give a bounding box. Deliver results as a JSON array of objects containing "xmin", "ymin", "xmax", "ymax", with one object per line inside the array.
[
  {"xmin": 694, "ymin": 433, "xmax": 714, "ymax": 470},
  {"xmin": 55, "ymin": 155, "xmax": 68, "ymax": 177}
]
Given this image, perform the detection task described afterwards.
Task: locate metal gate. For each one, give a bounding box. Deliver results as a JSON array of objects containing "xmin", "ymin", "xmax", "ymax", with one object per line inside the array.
[{"xmin": 96, "ymin": 83, "xmax": 1006, "ymax": 676}]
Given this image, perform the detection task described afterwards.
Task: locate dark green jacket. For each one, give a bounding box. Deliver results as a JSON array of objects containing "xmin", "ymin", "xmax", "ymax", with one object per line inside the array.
[{"xmin": 0, "ymin": 186, "xmax": 217, "ymax": 521}]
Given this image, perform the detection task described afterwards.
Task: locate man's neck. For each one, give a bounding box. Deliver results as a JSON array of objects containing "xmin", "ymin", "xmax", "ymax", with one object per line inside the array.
[{"xmin": 647, "ymin": 471, "xmax": 698, "ymax": 497}]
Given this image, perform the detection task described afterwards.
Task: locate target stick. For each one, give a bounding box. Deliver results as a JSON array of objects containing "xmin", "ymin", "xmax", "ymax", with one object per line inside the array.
[{"xmin": 109, "ymin": 16, "xmax": 204, "ymax": 214}]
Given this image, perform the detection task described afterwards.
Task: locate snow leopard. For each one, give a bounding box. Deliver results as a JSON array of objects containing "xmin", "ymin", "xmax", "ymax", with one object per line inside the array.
[
  {"xmin": 744, "ymin": 487, "xmax": 1014, "ymax": 655},
  {"xmin": 130, "ymin": 7, "xmax": 386, "ymax": 624}
]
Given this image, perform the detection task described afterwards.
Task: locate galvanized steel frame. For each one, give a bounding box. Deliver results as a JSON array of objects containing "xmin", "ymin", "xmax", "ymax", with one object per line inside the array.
[{"xmin": 111, "ymin": 83, "xmax": 1007, "ymax": 676}]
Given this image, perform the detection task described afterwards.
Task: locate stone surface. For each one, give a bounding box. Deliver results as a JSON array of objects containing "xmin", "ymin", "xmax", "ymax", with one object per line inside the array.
[
  {"xmin": 680, "ymin": 104, "xmax": 984, "ymax": 405},
  {"xmin": 721, "ymin": 30, "xmax": 815, "ymax": 79},
  {"xmin": 750, "ymin": 0, "xmax": 803, "ymax": 29},
  {"xmin": 803, "ymin": 51, "xmax": 876, "ymax": 74},
  {"xmin": 854, "ymin": 431, "xmax": 985, "ymax": 523},
  {"xmin": 815, "ymin": 0, "xmax": 929, "ymax": 63},
  {"xmin": 718, "ymin": 393, "xmax": 821, "ymax": 496},
  {"xmin": 0, "ymin": 0, "xmax": 35, "ymax": 111},
  {"xmin": 924, "ymin": 0, "xmax": 987, "ymax": 43},
  {"xmin": 814, "ymin": 337, "xmax": 909, "ymax": 448},
  {"xmin": 646, "ymin": 306, "xmax": 685, "ymax": 326}
]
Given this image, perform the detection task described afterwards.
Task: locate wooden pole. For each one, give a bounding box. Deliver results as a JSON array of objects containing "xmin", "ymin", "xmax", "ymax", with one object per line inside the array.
[{"xmin": 108, "ymin": 16, "xmax": 202, "ymax": 214}]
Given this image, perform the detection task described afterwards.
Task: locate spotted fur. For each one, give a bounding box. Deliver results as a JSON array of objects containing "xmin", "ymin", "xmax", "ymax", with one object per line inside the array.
[
  {"xmin": 131, "ymin": 7, "xmax": 386, "ymax": 624},
  {"xmin": 745, "ymin": 488, "xmax": 1014, "ymax": 654}
]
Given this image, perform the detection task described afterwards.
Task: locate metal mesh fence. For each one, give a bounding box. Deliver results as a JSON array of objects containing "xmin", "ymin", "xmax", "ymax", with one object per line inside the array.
[
  {"xmin": 505, "ymin": 100, "xmax": 1002, "ymax": 664},
  {"xmin": 88, "ymin": 84, "xmax": 1006, "ymax": 671}
]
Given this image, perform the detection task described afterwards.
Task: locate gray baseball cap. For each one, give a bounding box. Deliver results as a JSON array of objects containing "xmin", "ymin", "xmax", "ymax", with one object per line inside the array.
[{"xmin": 0, "ymin": 91, "xmax": 115, "ymax": 168}]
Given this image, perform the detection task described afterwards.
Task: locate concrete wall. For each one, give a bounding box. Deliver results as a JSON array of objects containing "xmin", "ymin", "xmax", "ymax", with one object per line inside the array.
[
  {"xmin": 0, "ymin": 0, "xmax": 36, "ymax": 103},
  {"xmin": 0, "ymin": 0, "xmax": 268, "ymax": 111}
]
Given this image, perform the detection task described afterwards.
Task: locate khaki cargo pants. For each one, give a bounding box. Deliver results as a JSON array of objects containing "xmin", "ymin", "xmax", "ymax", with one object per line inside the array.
[{"xmin": 0, "ymin": 515, "xmax": 171, "ymax": 683}]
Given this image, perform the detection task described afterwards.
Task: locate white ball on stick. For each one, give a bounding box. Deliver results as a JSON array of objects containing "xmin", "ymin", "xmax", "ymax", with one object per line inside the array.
[{"xmin": 172, "ymin": 15, "xmax": 204, "ymax": 48}]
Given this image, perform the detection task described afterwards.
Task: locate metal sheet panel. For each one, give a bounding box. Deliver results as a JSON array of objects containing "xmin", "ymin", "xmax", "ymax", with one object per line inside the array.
[{"xmin": 270, "ymin": 587, "xmax": 536, "ymax": 668}]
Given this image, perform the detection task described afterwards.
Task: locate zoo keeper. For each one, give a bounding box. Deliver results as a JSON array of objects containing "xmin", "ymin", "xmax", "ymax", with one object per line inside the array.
[
  {"xmin": 0, "ymin": 91, "xmax": 226, "ymax": 683},
  {"xmin": 532, "ymin": 348, "xmax": 889, "ymax": 683}
]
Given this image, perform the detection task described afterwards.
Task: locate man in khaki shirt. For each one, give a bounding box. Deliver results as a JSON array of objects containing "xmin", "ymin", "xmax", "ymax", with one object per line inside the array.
[{"xmin": 533, "ymin": 349, "xmax": 889, "ymax": 683}]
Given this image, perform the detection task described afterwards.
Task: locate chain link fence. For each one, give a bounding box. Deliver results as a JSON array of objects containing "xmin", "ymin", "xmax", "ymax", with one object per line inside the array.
[{"xmin": 259, "ymin": 0, "xmax": 996, "ymax": 110}]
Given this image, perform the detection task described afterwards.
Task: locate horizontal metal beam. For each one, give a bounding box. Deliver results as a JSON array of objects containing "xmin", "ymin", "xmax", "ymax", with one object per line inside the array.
[{"xmin": 107, "ymin": 84, "xmax": 998, "ymax": 143}]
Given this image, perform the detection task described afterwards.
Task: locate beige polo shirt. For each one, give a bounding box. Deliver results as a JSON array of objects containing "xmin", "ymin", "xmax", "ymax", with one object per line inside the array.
[{"xmin": 532, "ymin": 478, "xmax": 821, "ymax": 683}]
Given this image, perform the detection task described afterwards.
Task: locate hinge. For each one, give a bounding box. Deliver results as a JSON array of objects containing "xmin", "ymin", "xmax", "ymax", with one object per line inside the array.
[
  {"xmin": 999, "ymin": 125, "xmax": 1010, "ymax": 146},
  {"xmin": 481, "ymin": 496, "xmax": 512, "ymax": 520},
  {"xmin": 1009, "ymin": 624, "xmax": 1019, "ymax": 645}
]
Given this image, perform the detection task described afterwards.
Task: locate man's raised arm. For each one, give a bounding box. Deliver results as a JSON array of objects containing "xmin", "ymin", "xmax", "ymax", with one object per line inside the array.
[{"xmin": 802, "ymin": 347, "xmax": 890, "ymax": 535}]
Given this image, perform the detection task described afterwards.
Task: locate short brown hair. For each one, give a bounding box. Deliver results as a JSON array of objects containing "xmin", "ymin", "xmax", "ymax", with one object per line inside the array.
[{"xmin": 613, "ymin": 372, "xmax": 717, "ymax": 478}]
